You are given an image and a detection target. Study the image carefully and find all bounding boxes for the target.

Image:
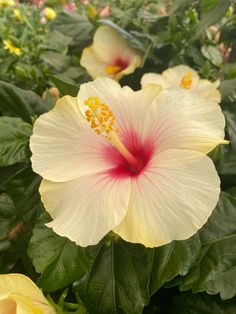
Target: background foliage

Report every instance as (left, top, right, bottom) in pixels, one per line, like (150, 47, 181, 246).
(0, 0, 236, 313)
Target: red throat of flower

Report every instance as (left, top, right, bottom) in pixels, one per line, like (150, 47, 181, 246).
(84, 96, 154, 178)
(105, 133, 154, 178)
(106, 58, 129, 76)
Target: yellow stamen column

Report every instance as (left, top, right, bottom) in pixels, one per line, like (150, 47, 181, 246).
(180, 71, 192, 89)
(84, 96, 141, 170)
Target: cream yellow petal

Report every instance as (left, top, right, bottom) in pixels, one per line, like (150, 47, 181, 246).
(30, 96, 112, 182)
(41, 173, 131, 247)
(0, 274, 55, 314)
(80, 47, 108, 79)
(11, 295, 43, 314)
(205, 88, 221, 103)
(162, 64, 199, 88)
(142, 66, 220, 102)
(141, 73, 168, 89)
(114, 149, 220, 247)
(195, 79, 221, 102)
(145, 88, 226, 154)
(78, 77, 161, 139)
(92, 25, 139, 62)
(0, 298, 16, 314)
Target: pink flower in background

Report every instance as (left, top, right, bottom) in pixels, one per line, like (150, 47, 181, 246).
(32, 0, 45, 7)
(98, 5, 110, 17)
(80, 0, 89, 5)
(64, 2, 76, 12)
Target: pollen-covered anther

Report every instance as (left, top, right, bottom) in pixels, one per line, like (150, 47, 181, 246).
(180, 71, 193, 89)
(106, 65, 121, 75)
(84, 96, 118, 139)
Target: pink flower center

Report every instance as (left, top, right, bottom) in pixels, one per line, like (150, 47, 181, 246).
(104, 132, 154, 178)
(84, 97, 154, 179)
(114, 57, 129, 71)
(106, 58, 129, 76)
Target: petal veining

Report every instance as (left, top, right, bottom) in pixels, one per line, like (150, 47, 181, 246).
(113, 149, 220, 247)
(144, 88, 226, 154)
(30, 96, 112, 182)
(41, 173, 131, 247)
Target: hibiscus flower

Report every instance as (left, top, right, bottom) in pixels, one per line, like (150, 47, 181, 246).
(30, 78, 227, 247)
(80, 26, 142, 80)
(141, 65, 221, 102)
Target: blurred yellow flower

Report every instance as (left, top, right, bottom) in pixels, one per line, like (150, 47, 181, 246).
(0, 0, 15, 7)
(80, 26, 142, 81)
(141, 65, 221, 103)
(3, 40, 22, 56)
(86, 4, 98, 20)
(13, 9, 23, 22)
(44, 7, 57, 21)
(0, 273, 56, 314)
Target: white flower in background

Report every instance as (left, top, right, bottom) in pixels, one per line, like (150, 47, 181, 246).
(30, 78, 228, 248)
(0, 273, 56, 314)
(141, 64, 221, 102)
(80, 26, 143, 81)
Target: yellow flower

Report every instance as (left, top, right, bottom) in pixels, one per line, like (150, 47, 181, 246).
(86, 4, 98, 20)
(30, 78, 228, 248)
(80, 26, 143, 81)
(0, 273, 56, 314)
(3, 40, 22, 56)
(141, 65, 221, 103)
(13, 9, 23, 22)
(44, 7, 57, 21)
(0, 0, 15, 7)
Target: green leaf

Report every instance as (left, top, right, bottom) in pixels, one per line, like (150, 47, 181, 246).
(201, 0, 221, 13)
(180, 192, 236, 299)
(28, 213, 92, 292)
(0, 193, 16, 246)
(150, 235, 201, 295)
(0, 81, 49, 123)
(52, 12, 94, 44)
(201, 45, 223, 67)
(5, 167, 41, 213)
(0, 163, 25, 192)
(42, 30, 72, 53)
(48, 75, 79, 97)
(170, 291, 236, 314)
(0, 168, 42, 272)
(0, 117, 32, 166)
(222, 103, 236, 150)
(218, 149, 236, 189)
(40, 51, 71, 71)
(220, 78, 236, 102)
(0, 193, 19, 272)
(196, 0, 231, 38)
(75, 235, 200, 314)
(199, 192, 236, 243)
(226, 187, 236, 198)
(75, 240, 151, 314)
